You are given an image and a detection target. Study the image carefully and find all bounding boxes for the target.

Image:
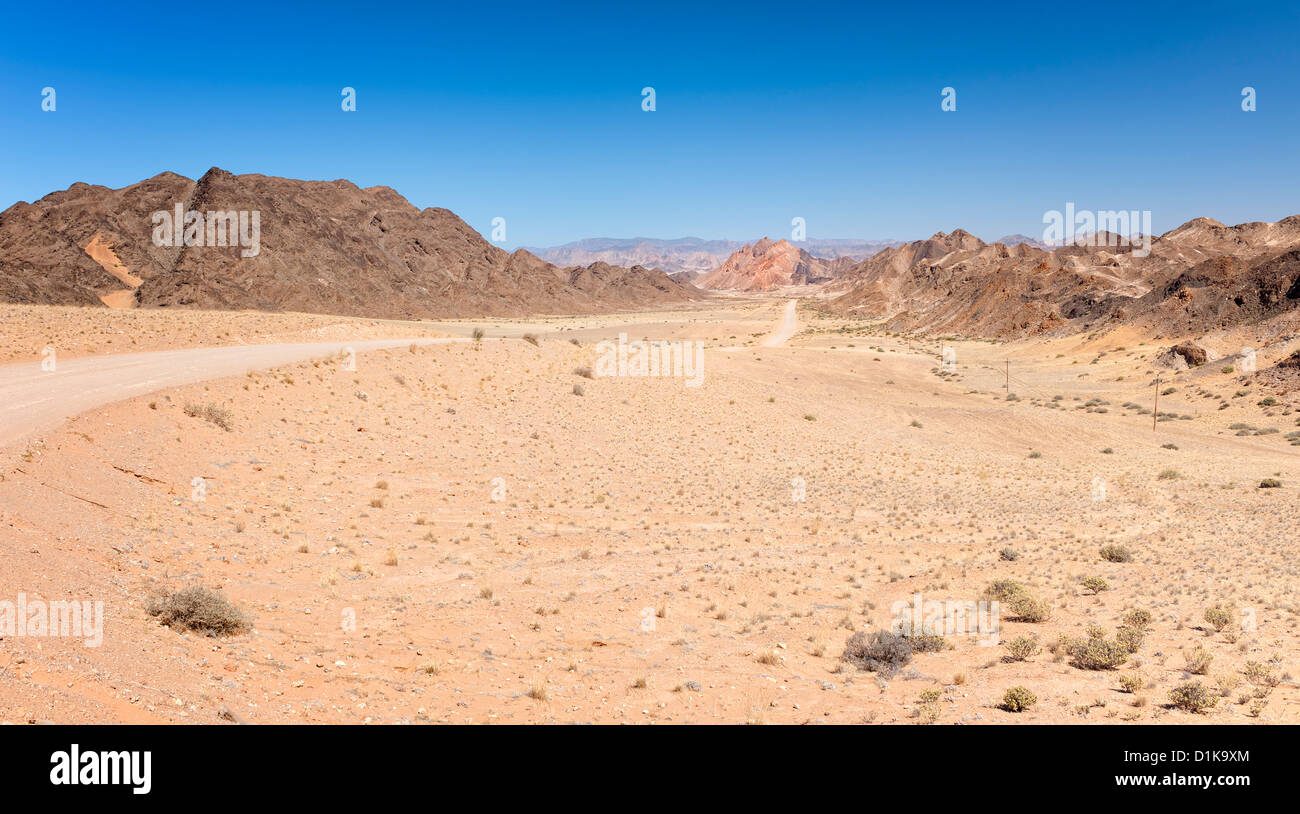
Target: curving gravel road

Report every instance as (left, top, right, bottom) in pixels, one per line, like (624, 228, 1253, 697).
(0, 337, 468, 448)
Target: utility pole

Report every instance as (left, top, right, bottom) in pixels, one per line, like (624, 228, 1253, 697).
(1004, 360, 1010, 396)
(1153, 375, 1159, 430)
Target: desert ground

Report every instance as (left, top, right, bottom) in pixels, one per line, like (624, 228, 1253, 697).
(1, 297, 1297, 724)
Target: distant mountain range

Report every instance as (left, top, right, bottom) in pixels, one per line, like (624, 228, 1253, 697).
(524, 236, 904, 276)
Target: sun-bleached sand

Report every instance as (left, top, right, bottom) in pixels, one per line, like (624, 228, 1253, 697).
(1, 300, 1296, 724)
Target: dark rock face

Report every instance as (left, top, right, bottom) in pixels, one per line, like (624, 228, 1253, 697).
(1170, 343, 1208, 367)
(0, 168, 699, 318)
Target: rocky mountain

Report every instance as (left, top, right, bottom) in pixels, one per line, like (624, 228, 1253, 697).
(699, 238, 856, 292)
(823, 218, 1300, 339)
(0, 169, 699, 318)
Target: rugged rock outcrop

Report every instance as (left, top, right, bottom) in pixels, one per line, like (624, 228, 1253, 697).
(0, 169, 700, 318)
(699, 238, 851, 292)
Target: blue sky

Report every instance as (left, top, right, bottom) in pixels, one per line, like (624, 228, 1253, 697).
(2, 1, 1297, 247)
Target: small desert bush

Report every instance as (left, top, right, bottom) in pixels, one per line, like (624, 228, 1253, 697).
(183, 402, 234, 431)
(522, 333, 539, 346)
(914, 689, 943, 724)
(842, 630, 913, 678)
(900, 628, 948, 653)
(1004, 636, 1040, 662)
(1184, 646, 1213, 675)
(1243, 661, 1279, 687)
(573, 366, 594, 379)
(1169, 681, 1217, 713)
(982, 579, 1028, 603)
(1118, 673, 1145, 694)
(1099, 544, 1133, 563)
(148, 586, 249, 636)
(1009, 594, 1051, 623)
(999, 547, 1019, 561)
(1001, 686, 1037, 712)
(1259, 478, 1281, 488)
(1081, 576, 1110, 594)
(1067, 635, 1130, 670)
(1121, 608, 1153, 630)
(471, 328, 485, 341)
(1115, 626, 1145, 654)
(1203, 606, 1232, 632)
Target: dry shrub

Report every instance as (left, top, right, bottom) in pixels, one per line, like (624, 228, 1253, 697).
(148, 586, 249, 636)
(183, 402, 234, 431)
(843, 630, 913, 678)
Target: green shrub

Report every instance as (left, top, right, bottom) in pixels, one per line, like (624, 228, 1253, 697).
(1115, 625, 1145, 654)
(1068, 635, 1129, 670)
(901, 629, 948, 653)
(1010, 594, 1051, 622)
(915, 689, 943, 723)
(1204, 606, 1232, 632)
(1243, 661, 1279, 687)
(1118, 673, 1145, 693)
(1001, 686, 1037, 712)
(1121, 608, 1153, 630)
(1169, 681, 1217, 713)
(1082, 576, 1110, 594)
(1184, 646, 1213, 675)
(1004, 636, 1040, 662)
(982, 579, 1028, 602)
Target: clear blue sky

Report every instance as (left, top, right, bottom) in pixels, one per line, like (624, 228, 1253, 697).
(2, 1, 1297, 247)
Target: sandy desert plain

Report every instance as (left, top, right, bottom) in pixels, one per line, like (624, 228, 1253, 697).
(1, 294, 1297, 725)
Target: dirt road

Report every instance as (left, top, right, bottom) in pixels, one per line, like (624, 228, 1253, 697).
(0, 337, 464, 448)
(761, 299, 799, 347)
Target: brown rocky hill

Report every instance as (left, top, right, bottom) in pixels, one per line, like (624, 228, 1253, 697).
(0, 168, 699, 318)
(824, 218, 1300, 338)
(700, 238, 852, 291)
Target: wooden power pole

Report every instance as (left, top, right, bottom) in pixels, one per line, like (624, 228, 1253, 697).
(1153, 375, 1159, 430)
(1004, 361, 1010, 396)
